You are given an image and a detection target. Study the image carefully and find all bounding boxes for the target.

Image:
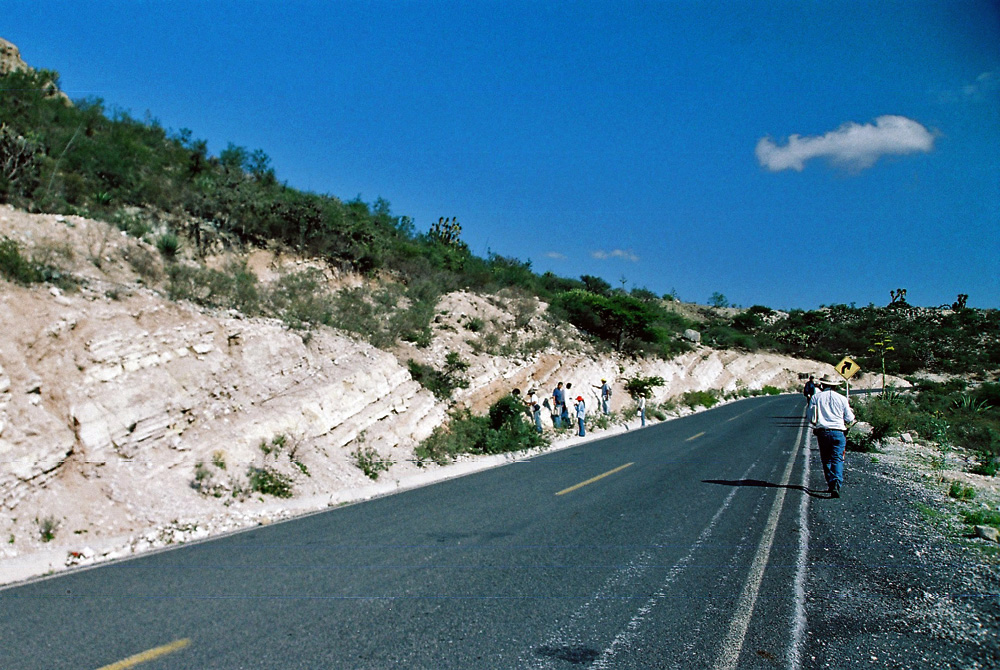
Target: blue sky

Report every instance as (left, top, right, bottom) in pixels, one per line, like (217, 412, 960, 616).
(4, 1, 998, 309)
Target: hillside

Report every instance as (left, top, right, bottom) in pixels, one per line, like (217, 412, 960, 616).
(0, 205, 860, 585)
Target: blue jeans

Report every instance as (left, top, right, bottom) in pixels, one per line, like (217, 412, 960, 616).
(578, 417, 586, 436)
(640, 407, 646, 427)
(533, 410, 542, 433)
(815, 428, 846, 489)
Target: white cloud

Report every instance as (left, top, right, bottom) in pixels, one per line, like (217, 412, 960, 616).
(544, 251, 567, 260)
(755, 115, 935, 172)
(591, 249, 639, 262)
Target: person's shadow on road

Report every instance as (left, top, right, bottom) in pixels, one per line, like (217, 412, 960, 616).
(702, 478, 833, 498)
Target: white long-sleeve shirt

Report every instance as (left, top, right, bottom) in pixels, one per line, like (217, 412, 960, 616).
(809, 388, 855, 430)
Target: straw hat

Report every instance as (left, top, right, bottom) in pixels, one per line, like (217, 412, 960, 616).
(818, 374, 843, 386)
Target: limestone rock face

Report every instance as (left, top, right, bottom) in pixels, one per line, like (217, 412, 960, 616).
(0, 37, 71, 104)
(0, 37, 30, 75)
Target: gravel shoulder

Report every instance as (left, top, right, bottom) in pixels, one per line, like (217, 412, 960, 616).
(803, 437, 1000, 669)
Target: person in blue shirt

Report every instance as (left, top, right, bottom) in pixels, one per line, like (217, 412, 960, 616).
(593, 378, 612, 414)
(574, 396, 586, 436)
(551, 382, 566, 428)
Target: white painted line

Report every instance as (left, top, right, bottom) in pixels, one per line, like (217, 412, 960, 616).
(713, 418, 806, 670)
(788, 408, 811, 669)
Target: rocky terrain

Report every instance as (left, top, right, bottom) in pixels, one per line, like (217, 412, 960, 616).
(0, 206, 903, 585)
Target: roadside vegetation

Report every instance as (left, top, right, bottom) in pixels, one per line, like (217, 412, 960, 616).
(851, 380, 1000, 545)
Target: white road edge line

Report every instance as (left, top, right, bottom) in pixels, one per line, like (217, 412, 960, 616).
(788, 408, 811, 669)
(713, 415, 807, 670)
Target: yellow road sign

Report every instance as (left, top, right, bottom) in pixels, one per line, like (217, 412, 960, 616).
(836, 356, 860, 380)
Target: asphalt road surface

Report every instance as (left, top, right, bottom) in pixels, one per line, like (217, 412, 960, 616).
(2, 394, 996, 669)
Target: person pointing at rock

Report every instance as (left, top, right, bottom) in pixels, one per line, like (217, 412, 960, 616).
(593, 378, 612, 414)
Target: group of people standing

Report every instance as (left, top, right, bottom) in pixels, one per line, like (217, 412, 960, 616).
(521, 378, 614, 438)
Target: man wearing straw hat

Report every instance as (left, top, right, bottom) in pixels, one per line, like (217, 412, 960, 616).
(808, 374, 856, 498)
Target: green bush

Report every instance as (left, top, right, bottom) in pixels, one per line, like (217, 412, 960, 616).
(948, 481, 976, 500)
(166, 262, 260, 315)
(680, 390, 719, 410)
(351, 445, 394, 480)
(971, 455, 1000, 477)
(854, 396, 911, 442)
(962, 509, 1000, 529)
(247, 466, 293, 498)
(36, 515, 59, 542)
(0, 237, 43, 284)
(408, 352, 469, 400)
(266, 268, 332, 330)
(847, 430, 880, 453)
(155, 232, 180, 259)
(624, 375, 665, 400)
(415, 396, 547, 465)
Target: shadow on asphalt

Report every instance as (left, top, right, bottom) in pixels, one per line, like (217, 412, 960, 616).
(770, 415, 810, 428)
(702, 478, 832, 499)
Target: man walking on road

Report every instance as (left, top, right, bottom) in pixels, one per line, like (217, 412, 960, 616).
(808, 374, 855, 498)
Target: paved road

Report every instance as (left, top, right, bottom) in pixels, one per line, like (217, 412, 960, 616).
(1, 395, 825, 668)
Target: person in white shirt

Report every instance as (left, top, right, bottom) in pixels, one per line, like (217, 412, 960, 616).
(808, 375, 856, 498)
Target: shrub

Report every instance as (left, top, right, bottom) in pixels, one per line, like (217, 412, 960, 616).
(648, 405, 668, 421)
(167, 262, 260, 315)
(259, 434, 286, 456)
(589, 412, 615, 431)
(266, 268, 332, 330)
(415, 396, 547, 465)
(351, 445, 393, 480)
(247, 466, 293, 498)
(408, 352, 469, 400)
(0, 236, 43, 284)
(962, 509, 1000, 529)
(847, 430, 880, 453)
(156, 232, 181, 259)
(948, 481, 976, 500)
(36, 515, 59, 542)
(680, 390, 719, 410)
(971, 455, 999, 477)
(854, 396, 910, 443)
(624, 375, 665, 400)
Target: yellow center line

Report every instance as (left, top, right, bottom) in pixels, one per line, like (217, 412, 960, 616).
(96, 638, 191, 670)
(556, 463, 634, 496)
(686, 431, 705, 441)
(727, 410, 751, 422)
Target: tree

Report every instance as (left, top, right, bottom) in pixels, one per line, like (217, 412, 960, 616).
(624, 375, 665, 400)
(581, 274, 612, 296)
(710, 292, 729, 308)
